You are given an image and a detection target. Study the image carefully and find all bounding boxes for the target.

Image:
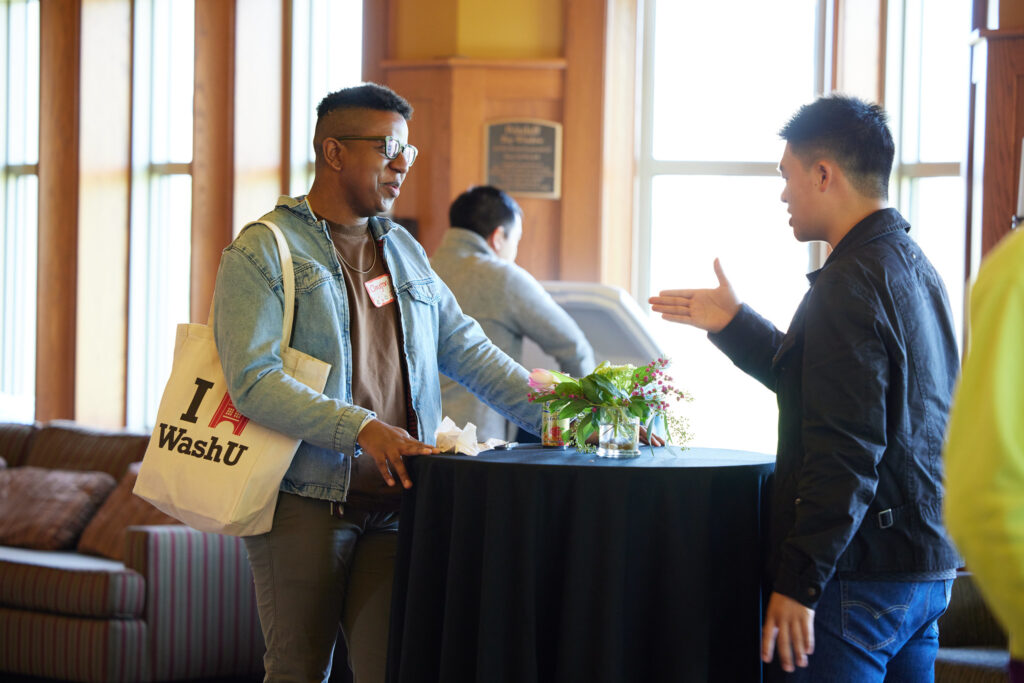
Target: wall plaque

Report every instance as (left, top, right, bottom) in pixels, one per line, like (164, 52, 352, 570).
(484, 119, 562, 199)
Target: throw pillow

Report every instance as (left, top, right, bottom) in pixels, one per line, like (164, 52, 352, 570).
(0, 467, 116, 550)
(77, 462, 179, 562)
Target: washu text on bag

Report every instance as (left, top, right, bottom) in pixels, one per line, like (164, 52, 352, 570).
(134, 221, 330, 536)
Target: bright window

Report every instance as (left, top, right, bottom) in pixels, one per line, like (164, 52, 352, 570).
(289, 0, 363, 196)
(126, 0, 194, 430)
(886, 0, 972, 348)
(0, 0, 39, 423)
(639, 0, 827, 453)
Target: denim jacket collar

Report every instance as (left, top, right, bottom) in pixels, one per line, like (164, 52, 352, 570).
(274, 194, 398, 240)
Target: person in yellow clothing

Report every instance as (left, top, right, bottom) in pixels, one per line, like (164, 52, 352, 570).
(945, 226, 1024, 682)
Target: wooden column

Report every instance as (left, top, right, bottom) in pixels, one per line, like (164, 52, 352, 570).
(37, 0, 81, 421)
(967, 29, 1024, 270)
(192, 0, 236, 321)
(561, 0, 606, 283)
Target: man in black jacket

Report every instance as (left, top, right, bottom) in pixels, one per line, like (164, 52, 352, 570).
(650, 95, 960, 681)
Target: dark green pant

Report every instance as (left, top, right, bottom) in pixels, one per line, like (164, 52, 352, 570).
(244, 492, 399, 683)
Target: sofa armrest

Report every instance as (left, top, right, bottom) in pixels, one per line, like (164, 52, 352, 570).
(124, 525, 264, 681)
(938, 571, 1009, 649)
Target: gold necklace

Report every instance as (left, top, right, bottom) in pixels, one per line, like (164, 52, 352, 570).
(334, 239, 377, 275)
(306, 198, 377, 274)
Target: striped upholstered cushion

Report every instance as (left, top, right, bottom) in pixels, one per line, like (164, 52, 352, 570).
(0, 607, 145, 682)
(0, 546, 144, 618)
(23, 420, 149, 480)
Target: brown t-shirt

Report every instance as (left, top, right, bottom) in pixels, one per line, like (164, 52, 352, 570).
(329, 220, 410, 509)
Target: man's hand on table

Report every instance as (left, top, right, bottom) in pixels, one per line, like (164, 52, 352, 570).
(356, 419, 440, 489)
(641, 426, 664, 447)
(762, 591, 815, 673)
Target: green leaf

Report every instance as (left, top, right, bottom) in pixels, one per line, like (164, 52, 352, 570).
(577, 416, 597, 443)
(548, 398, 570, 413)
(590, 374, 623, 400)
(553, 381, 579, 397)
(580, 376, 605, 404)
(558, 403, 583, 420)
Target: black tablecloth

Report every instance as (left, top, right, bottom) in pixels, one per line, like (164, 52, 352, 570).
(386, 445, 775, 683)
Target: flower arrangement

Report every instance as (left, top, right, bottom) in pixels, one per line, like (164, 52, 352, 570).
(527, 358, 692, 452)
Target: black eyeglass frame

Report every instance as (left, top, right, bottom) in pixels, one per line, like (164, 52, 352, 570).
(331, 135, 418, 165)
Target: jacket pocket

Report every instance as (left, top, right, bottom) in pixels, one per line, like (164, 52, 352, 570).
(292, 260, 335, 294)
(400, 278, 441, 305)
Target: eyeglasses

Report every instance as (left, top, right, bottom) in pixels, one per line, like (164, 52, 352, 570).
(332, 135, 418, 167)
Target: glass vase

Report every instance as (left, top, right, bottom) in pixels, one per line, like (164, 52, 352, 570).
(596, 409, 641, 459)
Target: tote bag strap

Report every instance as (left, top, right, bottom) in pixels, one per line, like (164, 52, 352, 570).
(207, 219, 297, 349)
(259, 220, 297, 348)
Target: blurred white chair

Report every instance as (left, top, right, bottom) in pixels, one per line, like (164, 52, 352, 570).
(521, 281, 666, 373)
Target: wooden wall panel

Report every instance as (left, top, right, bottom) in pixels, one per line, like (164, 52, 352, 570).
(383, 59, 566, 280)
(383, 65, 453, 252)
(37, 0, 81, 421)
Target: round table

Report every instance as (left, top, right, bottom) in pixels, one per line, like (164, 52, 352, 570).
(387, 445, 775, 683)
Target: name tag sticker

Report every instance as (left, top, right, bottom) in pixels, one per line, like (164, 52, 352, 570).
(365, 274, 396, 308)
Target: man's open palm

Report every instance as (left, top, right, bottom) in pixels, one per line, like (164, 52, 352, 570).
(648, 258, 741, 334)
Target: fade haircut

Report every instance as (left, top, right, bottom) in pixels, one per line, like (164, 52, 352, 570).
(313, 84, 413, 163)
(449, 186, 523, 239)
(779, 95, 895, 200)
(316, 83, 413, 121)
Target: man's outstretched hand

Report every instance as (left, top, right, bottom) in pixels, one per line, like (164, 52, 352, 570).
(648, 258, 741, 334)
(356, 419, 440, 489)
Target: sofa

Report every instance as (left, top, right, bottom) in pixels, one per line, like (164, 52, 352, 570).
(0, 420, 265, 682)
(936, 570, 1011, 682)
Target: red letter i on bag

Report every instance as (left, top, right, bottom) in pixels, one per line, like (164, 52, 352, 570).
(181, 378, 215, 423)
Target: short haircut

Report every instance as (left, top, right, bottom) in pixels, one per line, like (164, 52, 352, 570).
(779, 95, 895, 199)
(316, 83, 413, 121)
(448, 186, 523, 239)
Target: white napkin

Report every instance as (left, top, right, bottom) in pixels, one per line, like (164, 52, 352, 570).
(435, 416, 508, 455)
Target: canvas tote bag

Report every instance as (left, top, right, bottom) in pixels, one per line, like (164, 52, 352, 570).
(134, 221, 331, 536)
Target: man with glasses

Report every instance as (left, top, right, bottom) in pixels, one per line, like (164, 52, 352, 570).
(213, 83, 541, 683)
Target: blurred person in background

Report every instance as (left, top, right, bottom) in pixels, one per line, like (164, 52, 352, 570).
(432, 185, 595, 441)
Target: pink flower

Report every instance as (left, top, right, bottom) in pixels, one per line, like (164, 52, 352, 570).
(528, 368, 557, 392)
(527, 368, 574, 392)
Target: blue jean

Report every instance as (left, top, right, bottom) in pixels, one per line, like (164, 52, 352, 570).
(775, 577, 954, 683)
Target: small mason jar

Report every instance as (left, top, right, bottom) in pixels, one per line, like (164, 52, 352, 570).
(541, 405, 571, 448)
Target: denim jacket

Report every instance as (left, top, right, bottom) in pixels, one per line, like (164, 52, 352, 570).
(709, 208, 961, 608)
(213, 196, 541, 501)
